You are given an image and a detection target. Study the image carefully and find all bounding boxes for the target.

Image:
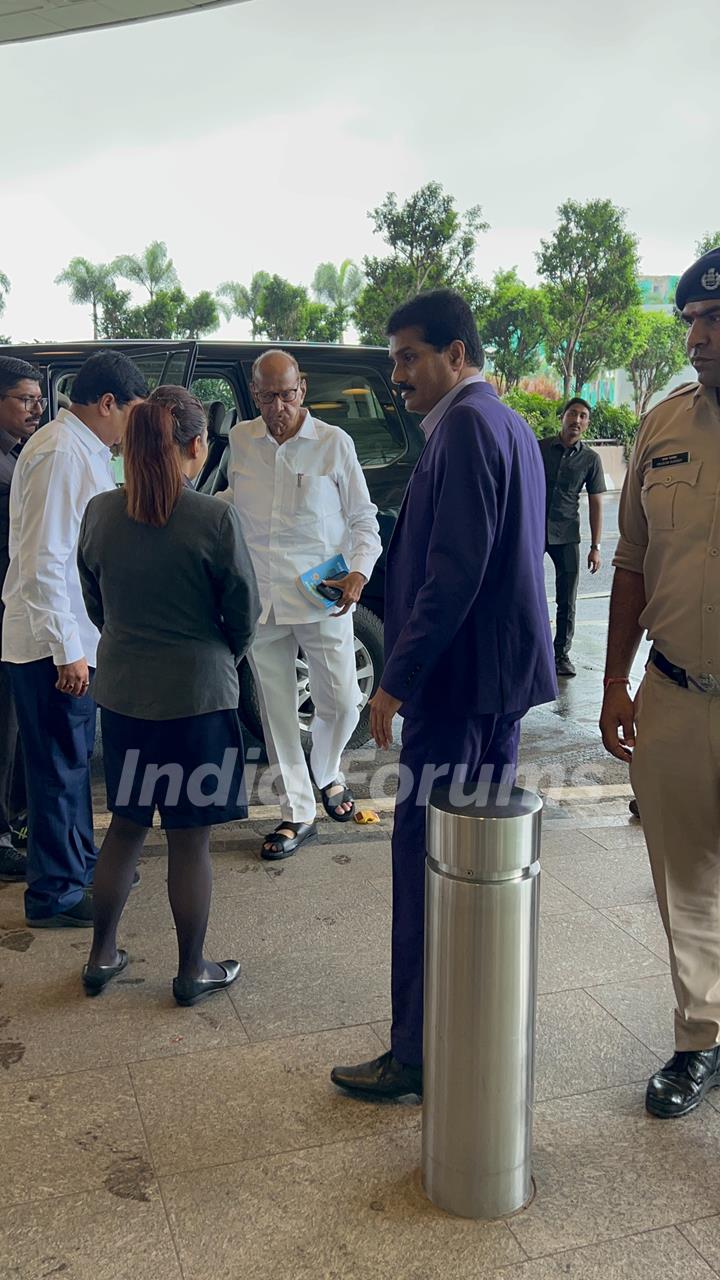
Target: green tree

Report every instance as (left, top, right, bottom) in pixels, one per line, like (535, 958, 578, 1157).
(0, 270, 9, 318)
(113, 240, 178, 301)
(98, 285, 218, 341)
(695, 231, 720, 257)
(216, 272, 271, 338)
(55, 257, 118, 338)
(537, 198, 640, 400)
(571, 310, 635, 396)
(625, 310, 688, 416)
(476, 269, 547, 393)
(354, 182, 488, 343)
(312, 259, 363, 340)
(255, 275, 309, 341)
(176, 290, 220, 339)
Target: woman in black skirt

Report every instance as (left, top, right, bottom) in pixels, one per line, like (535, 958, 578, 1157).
(77, 386, 260, 1004)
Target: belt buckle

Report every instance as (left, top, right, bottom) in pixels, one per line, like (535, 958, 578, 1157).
(692, 672, 720, 694)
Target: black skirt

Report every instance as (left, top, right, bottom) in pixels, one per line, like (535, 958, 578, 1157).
(102, 707, 248, 829)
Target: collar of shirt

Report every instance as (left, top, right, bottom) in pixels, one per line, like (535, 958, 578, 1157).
(552, 433, 582, 455)
(58, 407, 113, 460)
(0, 428, 20, 456)
(420, 374, 486, 440)
(251, 408, 319, 446)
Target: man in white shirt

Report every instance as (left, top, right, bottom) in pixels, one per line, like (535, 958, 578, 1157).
(2, 351, 147, 926)
(227, 349, 381, 859)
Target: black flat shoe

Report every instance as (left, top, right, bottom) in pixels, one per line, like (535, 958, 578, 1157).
(319, 781, 355, 823)
(82, 949, 129, 996)
(260, 822, 317, 861)
(331, 1050, 422, 1100)
(646, 1048, 720, 1118)
(173, 959, 241, 1007)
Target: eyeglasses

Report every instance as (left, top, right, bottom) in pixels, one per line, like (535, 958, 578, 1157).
(253, 384, 302, 406)
(0, 394, 47, 412)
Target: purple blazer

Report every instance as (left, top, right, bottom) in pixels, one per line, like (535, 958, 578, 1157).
(381, 381, 557, 719)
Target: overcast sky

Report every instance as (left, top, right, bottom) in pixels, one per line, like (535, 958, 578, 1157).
(0, 0, 716, 342)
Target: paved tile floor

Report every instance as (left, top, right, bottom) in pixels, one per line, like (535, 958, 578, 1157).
(2, 580, 719, 1279)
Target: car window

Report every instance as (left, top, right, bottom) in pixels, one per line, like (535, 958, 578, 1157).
(295, 365, 406, 469)
(55, 351, 170, 401)
(191, 375, 238, 414)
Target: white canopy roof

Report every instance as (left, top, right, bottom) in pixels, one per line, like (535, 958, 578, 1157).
(0, 0, 249, 43)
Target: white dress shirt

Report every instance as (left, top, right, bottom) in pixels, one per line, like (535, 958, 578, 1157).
(2, 409, 115, 666)
(420, 373, 486, 439)
(227, 412, 381, 624)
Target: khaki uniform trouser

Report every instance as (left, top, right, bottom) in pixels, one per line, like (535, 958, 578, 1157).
(632, 663, 720, 1050)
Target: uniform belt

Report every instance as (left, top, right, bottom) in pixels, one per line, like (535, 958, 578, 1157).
(650, 647, 720, 694)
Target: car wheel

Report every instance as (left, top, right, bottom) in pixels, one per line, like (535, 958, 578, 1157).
(238, 604, 384, 751)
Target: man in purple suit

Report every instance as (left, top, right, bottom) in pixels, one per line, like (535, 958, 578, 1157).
(332, 289, 556, 1100)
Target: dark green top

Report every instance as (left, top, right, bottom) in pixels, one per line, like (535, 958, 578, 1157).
(539, 436, 606, 546)
(78, 486, 260, 720)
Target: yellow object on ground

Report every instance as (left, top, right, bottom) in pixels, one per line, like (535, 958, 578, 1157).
(354, 809, 380, 824)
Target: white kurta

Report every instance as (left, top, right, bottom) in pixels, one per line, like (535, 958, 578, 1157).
(227, 411, 382, 823)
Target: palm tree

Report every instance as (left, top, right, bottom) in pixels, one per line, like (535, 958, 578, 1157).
(113, 240, 178, 301)
(312, 259, 363, 340)
(216, 272, 271, 339)
(0, 270, 10, 318)
(55, 258, 117, 338)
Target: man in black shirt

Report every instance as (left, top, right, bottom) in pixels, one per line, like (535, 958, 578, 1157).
(0, 356, 43, 881)
(540, 398, 606, 677)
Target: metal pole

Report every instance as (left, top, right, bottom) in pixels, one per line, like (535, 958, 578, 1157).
(422, 783, 542, 1220)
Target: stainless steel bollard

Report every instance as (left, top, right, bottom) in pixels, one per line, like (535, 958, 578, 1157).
(422, 783, 542, 1220)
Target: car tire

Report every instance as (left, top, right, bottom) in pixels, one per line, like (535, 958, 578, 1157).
(238, 604, 384, 752)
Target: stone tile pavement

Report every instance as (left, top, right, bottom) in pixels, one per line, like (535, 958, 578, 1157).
(2, 604, 718, 1278)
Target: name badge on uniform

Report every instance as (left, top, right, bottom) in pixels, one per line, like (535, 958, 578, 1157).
(651, 452, 690, 469)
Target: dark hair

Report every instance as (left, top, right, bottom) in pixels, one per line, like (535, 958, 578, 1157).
(71, 350, 148, 407)
(560, 397, 591, 418)
(0, 355, 41, 397)
(124, 385, 206, 528)
(386, 289, 484, 369)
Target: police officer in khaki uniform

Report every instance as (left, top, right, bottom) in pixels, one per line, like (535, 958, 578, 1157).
(600, 245, 720, 1118)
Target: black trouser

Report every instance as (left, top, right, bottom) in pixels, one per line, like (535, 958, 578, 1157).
(0, 658, 26, 838)
(546, 542, 580, 659)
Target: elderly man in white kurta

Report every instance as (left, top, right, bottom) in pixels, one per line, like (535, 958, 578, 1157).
(227, 350, 381, 860)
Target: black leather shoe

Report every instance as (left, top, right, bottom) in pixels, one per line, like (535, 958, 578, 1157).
(27, 890, 93, 929)
(173, 959, 241, 1006)
(555, 655, 576, 677)
(629, 797, 641, 820)
(0, 843, 26, 882)
(82, 949, 129, 996)
(260, 822, 317, 860)
(331, 1050, 422, 1099)
(646, 1048, 720, 1117)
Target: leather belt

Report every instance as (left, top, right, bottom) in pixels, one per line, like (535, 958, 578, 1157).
(650, 646, 720, 694)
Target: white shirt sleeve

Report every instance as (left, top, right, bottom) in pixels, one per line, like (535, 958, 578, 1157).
(16, 448, 88, 666)
(335, 437, 382, 581)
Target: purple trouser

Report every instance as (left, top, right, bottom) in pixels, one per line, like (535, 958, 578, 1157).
(390, 710, 522, 1068)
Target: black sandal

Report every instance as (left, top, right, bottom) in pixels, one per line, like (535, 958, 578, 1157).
(319, 781, 355, 823)
(260, 822, 318, 861)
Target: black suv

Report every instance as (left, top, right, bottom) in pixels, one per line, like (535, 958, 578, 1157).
(4, 340, 425, 747)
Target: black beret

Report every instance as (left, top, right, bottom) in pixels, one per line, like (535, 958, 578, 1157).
(676, 247, 720, 310)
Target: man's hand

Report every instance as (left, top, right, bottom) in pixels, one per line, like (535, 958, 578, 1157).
(326, 571, 366, 617)
(370, 686, 402, 750)
(56, 659, 90, 698)
(599, 683, 636, 762)
(588, 548, 601, 574)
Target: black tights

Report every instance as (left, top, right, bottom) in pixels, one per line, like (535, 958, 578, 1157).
(88, 815, 220, 982)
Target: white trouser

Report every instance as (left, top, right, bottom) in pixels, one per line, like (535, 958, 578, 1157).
(248, 613, 361, 824)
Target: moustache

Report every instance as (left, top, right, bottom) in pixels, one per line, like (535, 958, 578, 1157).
(396, 384, 415, 393)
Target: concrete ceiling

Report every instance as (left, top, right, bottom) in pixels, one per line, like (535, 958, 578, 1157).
(0, 0, 250, 44)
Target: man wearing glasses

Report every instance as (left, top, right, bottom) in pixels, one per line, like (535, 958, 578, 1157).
(226, 349, 381, 859)
(0, 357, 44, 882)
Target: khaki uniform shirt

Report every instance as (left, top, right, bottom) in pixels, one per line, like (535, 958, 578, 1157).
(613, 381, 720, 680)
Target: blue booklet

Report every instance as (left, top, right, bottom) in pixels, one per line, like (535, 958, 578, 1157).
(295, 553, 349, 610)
